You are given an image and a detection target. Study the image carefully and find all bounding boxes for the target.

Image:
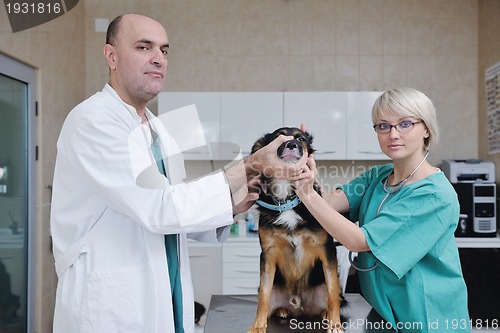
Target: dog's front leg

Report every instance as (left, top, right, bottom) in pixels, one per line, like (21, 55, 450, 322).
(323, 260, 343, 333)
(248, 253, 276, 333)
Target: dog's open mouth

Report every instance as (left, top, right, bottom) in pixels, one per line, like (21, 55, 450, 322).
(278, 140, 304, 163)
(280, 151, 302, 163)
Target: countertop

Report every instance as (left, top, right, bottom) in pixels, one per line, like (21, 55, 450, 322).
(203, 294, 395, 333)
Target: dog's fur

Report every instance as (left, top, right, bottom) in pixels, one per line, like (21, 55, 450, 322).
(248, 127, 344, 333)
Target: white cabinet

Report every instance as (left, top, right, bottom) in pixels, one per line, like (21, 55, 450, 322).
(222, 237, 260, 295)
(188, 242, 222, 309)
(220, 237, 355, 295)
(158, 92, 221, 160)
(220, 92, 283, 158)
(189, 238, 260, 299)
(284, 91, 388, 160)
(347, 92, 388, 160)
(158, 91, 389, 161)
(284, 92, 348, 160)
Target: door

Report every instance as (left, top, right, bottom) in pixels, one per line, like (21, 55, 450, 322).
(0, 54, 36, 333)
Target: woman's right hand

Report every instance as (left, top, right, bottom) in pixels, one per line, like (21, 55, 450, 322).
(292, 154, 318, 198)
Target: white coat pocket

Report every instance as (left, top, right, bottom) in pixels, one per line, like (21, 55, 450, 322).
(84, 262, 153, 333)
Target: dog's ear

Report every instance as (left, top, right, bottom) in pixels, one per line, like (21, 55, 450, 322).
(260, 181, 269, 195)
(304, 130, 313, 144)
(260, 176, 271, 195)
(250, 140, 263, 154)
(251, 132, 276, 154)
(303, 131, 316, 155)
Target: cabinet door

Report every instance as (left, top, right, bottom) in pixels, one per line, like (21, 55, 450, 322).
(158, 92, 221, 160)
(284, 92, 347, 160)
(222, 278, 260, 295)
(222, 240, 261, 295)
(188, 243, 222, 310)
(347, 92, 389, 160)
(220, 92, 283, 159)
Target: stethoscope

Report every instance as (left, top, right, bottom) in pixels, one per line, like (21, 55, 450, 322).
(348, 150, 430, 272)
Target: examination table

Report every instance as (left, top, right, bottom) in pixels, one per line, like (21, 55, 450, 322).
(203, 293, 395, 333)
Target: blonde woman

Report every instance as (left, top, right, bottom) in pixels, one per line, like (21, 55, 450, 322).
(293, 88, 470, 333)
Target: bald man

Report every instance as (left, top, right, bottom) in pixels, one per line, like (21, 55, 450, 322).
(50, 14, 303, 333)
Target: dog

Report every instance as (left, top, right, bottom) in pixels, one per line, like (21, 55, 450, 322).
(248, 127, 344, 333)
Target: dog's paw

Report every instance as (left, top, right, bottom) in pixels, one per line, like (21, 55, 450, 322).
(274, 307, 290, 319)
(247, 325, 267, 333)
(326, 322, 344, 333)
(327, 325, 344, 333)
(327, 328, 344, 333)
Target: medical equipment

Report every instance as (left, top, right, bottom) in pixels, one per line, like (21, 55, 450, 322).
(442, 159, 496, 237)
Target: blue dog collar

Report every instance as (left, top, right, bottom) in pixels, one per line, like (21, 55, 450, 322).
(256, 196, 301, 212)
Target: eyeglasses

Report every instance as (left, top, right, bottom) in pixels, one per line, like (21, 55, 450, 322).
(373, 120, 421, 134)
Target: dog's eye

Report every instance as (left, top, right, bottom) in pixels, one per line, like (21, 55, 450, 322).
(296, 137, 305, 142)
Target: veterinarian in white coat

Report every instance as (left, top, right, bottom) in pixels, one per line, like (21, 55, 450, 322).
(51, 83, 232, 333)
(50, 14, 302, 333)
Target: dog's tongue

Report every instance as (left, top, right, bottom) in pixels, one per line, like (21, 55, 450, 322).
(281, 154, 300, 163)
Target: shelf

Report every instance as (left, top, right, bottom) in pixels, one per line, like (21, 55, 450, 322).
(226, 233, 259, 243)
(455, 235, 500, 248)
(226, 234, 500, 247)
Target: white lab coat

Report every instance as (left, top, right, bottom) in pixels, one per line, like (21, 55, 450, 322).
(50, 84, 233, 333)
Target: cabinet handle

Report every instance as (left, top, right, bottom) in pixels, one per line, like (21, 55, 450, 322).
(190, 254, 210, 258)
(234, 269, 259, 273)
(229, 150, 250, 154)
(315, 151, 336, 154)
(234, 254, 259, 258)
(357, 151, 384, 155)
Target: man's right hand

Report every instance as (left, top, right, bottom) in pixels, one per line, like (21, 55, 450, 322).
(244, 135, 308, 180)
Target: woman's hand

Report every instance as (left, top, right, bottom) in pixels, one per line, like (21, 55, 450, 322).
(292, 154, 318, 198)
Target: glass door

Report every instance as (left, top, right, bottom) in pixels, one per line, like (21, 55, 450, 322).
(0, 55, 36, 333)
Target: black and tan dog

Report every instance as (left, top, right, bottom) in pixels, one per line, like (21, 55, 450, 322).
(248, 127, 344, 333)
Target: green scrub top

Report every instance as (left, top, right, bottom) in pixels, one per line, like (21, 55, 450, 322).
(151, 133, 184, 333)
(341, 164, 470, 333)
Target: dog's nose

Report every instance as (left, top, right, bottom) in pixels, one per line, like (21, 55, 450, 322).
(285, 141, 298, 149)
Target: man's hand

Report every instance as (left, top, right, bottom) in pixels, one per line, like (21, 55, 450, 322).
(224, 159, 262, 215)
(244, 135, 308, 180)
(232, 177, 260, 215)
(225, 128, 310, 215)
